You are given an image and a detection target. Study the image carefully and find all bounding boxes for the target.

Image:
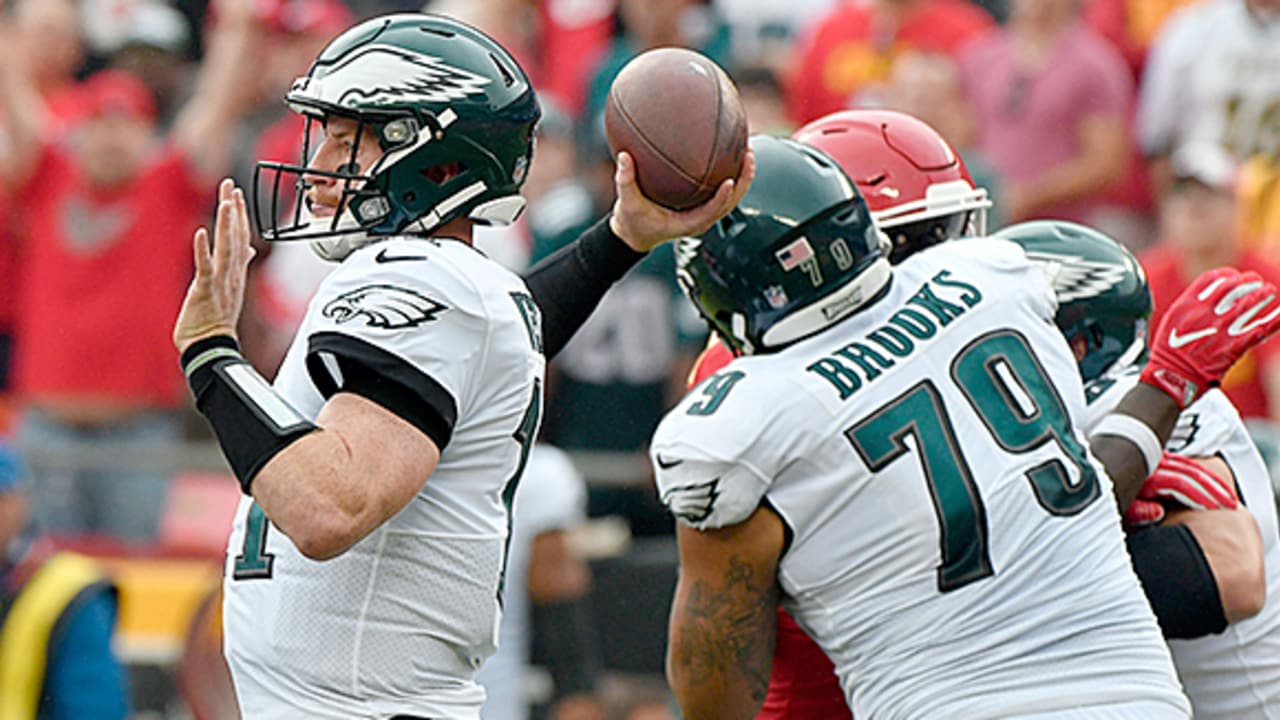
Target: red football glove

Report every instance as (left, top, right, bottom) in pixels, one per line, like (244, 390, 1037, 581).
(1140, 267, 1280, 408)
(1123, 452, 1239, 528)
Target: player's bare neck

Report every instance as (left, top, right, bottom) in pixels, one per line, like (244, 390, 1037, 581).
(432, 217, 475, 245)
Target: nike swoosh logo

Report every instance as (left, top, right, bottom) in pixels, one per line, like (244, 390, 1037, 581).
(375, 248, 430, 264)
(1168, 327, 1217, 348)
(655, 455, 684, 470)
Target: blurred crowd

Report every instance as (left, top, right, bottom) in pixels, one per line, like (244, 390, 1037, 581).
(0, 0, 1279, 717)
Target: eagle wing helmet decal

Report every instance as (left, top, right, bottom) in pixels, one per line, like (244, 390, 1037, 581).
(661, 478, 721, 524)
(1024, 250, 1130, 304)
(295, 44, 493, 108)
(323, 284, 448, 328)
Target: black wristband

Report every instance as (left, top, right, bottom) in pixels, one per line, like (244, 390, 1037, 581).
(182, 335, 243, 396)
(1126, 523, 1228, 639)
(522, 214, 645, 360)
(181, 335, 317, 494)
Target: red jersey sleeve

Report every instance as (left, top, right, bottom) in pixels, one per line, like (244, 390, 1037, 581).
(757, 609, 850, 720)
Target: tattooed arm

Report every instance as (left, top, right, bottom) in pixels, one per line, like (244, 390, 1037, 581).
(667, 505, 787, 720)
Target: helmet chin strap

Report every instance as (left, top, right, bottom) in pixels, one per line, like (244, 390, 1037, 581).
(470, 195, 526, 226)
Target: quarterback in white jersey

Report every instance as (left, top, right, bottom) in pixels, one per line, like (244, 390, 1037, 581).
(653, 135, 1192, 720)
(171, 13, 753, 719)
(221, 236, 544, 718)
(995, 219, 1279, 719)
(1137, 0, 1280, 160)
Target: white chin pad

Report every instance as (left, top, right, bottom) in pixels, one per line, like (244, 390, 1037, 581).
(303, 210, 371, 262)
(470, 195, 526, 226)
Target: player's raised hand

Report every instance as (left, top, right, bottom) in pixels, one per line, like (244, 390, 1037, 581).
(608, 149, 755, 253)
(173, 178, 256, 353)
(1123, 452, 1239, 529)
(1140, 267, 1280, 408)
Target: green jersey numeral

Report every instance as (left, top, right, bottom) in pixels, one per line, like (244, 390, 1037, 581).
(848, 381, 992, 591)
(687, 371, 745, 416)
(952, 330, 1100, 516)
(846, 330, 1100, 593)
(233, 502, 275, 581)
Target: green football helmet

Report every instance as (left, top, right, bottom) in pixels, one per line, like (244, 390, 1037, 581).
(992, 220, 1152, 382)
(677, 135, 890, 355)
(253, 13, 540, 261)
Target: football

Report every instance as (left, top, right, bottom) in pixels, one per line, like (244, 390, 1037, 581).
(604, 47, 748, 210)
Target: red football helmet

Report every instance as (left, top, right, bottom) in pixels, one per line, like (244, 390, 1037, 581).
(793, 109, 990, 264)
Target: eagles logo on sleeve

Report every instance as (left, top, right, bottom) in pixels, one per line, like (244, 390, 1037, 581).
(661, 478, 722, 524)
(322, 284, 448, 328)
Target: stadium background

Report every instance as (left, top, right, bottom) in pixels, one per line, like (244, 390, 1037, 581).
(0, 0, 1278, 717)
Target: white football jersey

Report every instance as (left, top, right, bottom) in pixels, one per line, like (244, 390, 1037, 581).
(652, 239, 1189, 719)
(1137, 0, 1280, 158)
(1084, 368, 1280, 719)
(222, 237, 545, 719)
(476, 444, 587, 720)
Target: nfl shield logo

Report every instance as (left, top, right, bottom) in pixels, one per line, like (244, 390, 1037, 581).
(764, 285, 788, 309)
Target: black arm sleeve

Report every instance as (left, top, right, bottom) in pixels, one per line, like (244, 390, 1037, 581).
(1126, 524, 1228, 639)
(521, 215, 646, 360)
(531, 595, 602, 698)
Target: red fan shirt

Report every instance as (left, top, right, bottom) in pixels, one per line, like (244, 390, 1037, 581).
(785, 0, 992, 125)
(12, 144, 206, 407)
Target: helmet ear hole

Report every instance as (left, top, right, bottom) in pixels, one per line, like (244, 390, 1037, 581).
(422, 161, 467, 185)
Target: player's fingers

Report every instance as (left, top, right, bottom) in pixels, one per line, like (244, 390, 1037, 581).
(677, 154, 756, 232)
(702, 149, 756, 214)
(232, 187, 253, 265)
(1151, 485, 1211, 512)
(614, 151, 636, 192)
(1191, 267, 1238, 303)
(670, 181, 736, 238)
(211, 197, 236, 278)
(1213, 272, 1265, 316)
(1123, 498, 1165, 528)
(1160, 454, 1237, 503)
(218, 176, 235, 205)
(733, 148, 756, 202)
(1227, 284, 1280, 341)
(1148, 462, 1236, 510)
(192, 227, 212, 280)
